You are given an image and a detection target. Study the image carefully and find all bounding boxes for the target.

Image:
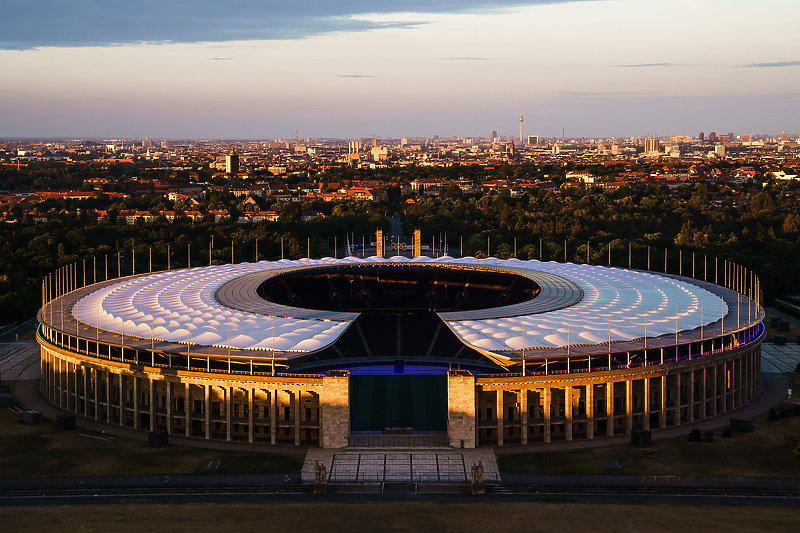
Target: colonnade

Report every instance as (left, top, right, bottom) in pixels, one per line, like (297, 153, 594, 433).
(475, 344, 761, 446)
(40, 341, 327, 446)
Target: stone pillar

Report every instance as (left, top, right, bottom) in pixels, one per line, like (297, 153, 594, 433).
(447, 372, 476, 448)
(185, 383, 192, 437)
(93, 369, 100, 421)
(659, 375, 667, 428)
(496, 389, 504, 446)
(700, 368, 707, 419)
(673, 373, 681, 426)
(166, 381, 174, 435)
(105, 371, 112, 423)
(543, 387, 551, 443)
(118, 373, 126, 427)
(642, 377, 650, 430)
(270, 389, 278, 445)
(294, 389, 302, 446)
(150, 379, 156, 431)
(710, 365, 718, 416)
(321, 372, 350, 448)
(82, 367, 89, 417)
(606, 382, 614, 436)
(565, 385, 573, 441)
(133, 375, 140, 429)
(248, 387, 255, 443)
(586, 384, 594, 439)
(520, 389, 528, 445)
(226, 386, 233, 441)
(204, 384, 212, 439)
(736, 356, 743, 407)
(720, 361, 728, 413)
(687, 371, 695, 423)
(625, 380, 632, 434)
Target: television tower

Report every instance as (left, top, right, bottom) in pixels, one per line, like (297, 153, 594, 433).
(519, 113, 524, 143)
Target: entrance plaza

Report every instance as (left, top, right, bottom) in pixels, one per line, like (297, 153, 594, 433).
(302, 448, 499, 484)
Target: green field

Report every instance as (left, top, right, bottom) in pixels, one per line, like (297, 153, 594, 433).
(0, 409, 303, 478)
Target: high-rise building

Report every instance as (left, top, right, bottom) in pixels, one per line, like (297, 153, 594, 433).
(225, 148, 239, 175)
(715, 144, 726, 157)
(707, 132, 717, 143)
(781, 131, 791, 142)
(489, 130, 497, 142)
(644, 137, 659, 156)
(348, 141, 361, 154)
(527, 135, 539, 145)
(698, 132, 704, 142)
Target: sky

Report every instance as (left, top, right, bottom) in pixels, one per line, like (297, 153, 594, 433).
(2, 0, 799, 140)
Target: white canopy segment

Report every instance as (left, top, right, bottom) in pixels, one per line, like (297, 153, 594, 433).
(443, 258, 726, 352)
(72, 256, 727, 356)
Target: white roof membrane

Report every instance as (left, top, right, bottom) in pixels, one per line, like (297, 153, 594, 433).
(71, 256, 727, 357)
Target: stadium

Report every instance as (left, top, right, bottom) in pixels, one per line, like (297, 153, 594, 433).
(37, 252, 764, 448)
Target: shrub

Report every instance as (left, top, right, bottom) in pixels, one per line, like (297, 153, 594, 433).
(688, 428, 702, 442)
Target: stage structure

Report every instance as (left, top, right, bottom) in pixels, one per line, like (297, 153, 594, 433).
(38, 249, 764, 448)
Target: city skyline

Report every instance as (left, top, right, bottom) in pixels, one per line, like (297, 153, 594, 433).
(2, 0, 799, 139)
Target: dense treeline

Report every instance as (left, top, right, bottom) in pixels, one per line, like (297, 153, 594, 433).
(1, 165, 800, 326)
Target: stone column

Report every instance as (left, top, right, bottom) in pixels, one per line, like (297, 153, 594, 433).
(82, 367, 89, 417)
(720, 361, 728, 413)
(205, 384, 212, 439)
(710, 365, 718, 416)
(625, 380, 632, 434)
(606, 382, 614, 436)
(736, 356, 743, 407)
(659, 375, 667, 428)
(447, 372, 476, 448)
(543, 387, 551, 443)
(149, 379, 156, 431)
(672, 373, 681, 426)
(226, 386, 233, 441)
(520, 389, 528, 445)
(294, 389, 302, 446)
(321, 373, 350, 448)
(105, 371, 112, 423)
(270, 389, 278, 445)
(586, 384, 594, 439)
(133, 375, 140, 429)
(496, 390, 504, 446)
(248, 387, 255, 444)
(687, 371, 695, 423)
(642, 377, 651, 430)
(93, 369, 100, 421)
(700, 368, 707, 419)
(565, 385, 573, 441)
(166, 381, 174, 435)
(185, 383, 192, 437)
(118, 373, 126, 427)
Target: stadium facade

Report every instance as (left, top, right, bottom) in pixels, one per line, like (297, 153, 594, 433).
(37, 255, 764, 448)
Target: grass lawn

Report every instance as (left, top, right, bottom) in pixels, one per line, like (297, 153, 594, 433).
(0, 409, 304, 478)
(2, 502, 800, 533)
(497, 411, 800, 477)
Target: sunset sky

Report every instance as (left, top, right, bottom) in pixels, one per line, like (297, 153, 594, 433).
(2, 0, 799, 139)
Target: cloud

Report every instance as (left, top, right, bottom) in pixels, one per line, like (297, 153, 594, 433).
(742, 60, 800, 68)
(0, 1, 598, 50)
